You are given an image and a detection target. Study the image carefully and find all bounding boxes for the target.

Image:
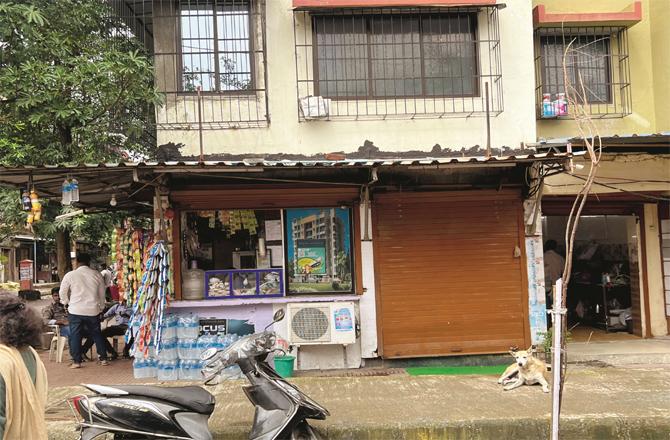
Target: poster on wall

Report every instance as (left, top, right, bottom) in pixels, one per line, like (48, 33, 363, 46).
(285, 208, 353, 293)
(296, 239, 327, 275)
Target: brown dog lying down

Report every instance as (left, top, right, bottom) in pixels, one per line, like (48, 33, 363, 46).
(498, 346, 550, 393)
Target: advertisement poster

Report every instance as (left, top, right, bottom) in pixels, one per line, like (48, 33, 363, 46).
(296, 239, 327, 275)
(334, 308, 353, 332)
(285, 208, 353, 293)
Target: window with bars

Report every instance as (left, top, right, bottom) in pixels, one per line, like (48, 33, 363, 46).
(534, 26, 631, 118)
(540, 34, 610, 103)
(180, 0, 253, 92)
(313, 13, 478, 99)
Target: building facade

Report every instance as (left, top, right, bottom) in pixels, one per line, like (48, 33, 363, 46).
(98, 0, 668, 367)
(532, 0, 669, 337)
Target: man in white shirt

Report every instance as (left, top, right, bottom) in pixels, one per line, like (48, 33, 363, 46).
(60, 253, 109, 368)
(544, 239, 566, 309)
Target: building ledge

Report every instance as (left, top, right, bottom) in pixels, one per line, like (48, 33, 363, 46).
(533, 2, 642, 28)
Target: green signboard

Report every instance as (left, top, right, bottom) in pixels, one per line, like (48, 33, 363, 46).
(296, 239, 327, 275)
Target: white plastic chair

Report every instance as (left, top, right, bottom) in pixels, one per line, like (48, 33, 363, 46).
(48, 324, 68, 363)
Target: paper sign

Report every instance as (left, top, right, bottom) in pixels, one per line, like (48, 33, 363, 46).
(265, 220, 282, 242)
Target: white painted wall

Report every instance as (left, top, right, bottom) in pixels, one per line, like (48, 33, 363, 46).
(358, 203, 379, 359)
(154, 0, 537, 155)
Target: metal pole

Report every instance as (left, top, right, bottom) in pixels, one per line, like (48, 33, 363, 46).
(197, 86, 204, 163)
(33, 238, 37, 284)
(485, 82, 491, 158)
(551, 278, 564, 440)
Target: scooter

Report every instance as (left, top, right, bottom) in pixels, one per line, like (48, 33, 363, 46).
(68, 309, 329, 440)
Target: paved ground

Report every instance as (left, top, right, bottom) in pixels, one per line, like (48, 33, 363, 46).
(46, 363, 670, 440)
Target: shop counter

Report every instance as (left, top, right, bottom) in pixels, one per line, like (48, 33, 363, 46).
(170, 294, 360, 308)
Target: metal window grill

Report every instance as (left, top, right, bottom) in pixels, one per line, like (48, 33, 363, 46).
(293, 6, 503, 121)
(534, 26, 631, 119)
(109, 0, 269, 131)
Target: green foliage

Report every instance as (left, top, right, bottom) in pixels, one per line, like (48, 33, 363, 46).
(538, 327, 572, 355)
(0, 0, 159, 246)
(0, 0, 163, 165)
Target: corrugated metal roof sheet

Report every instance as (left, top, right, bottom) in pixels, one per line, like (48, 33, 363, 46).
(0, 151, 572, 173)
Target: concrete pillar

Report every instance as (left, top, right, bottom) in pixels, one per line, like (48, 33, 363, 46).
(643, 204, 668, 337)
(359, 203, 379, 359)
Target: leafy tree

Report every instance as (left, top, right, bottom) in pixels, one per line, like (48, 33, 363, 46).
(0, 0, 161, 276)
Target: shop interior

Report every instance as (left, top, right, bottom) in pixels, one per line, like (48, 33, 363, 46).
(181, 209, 285, 300)
(542, 215, 640, 341)
(180, 208, 354, 299)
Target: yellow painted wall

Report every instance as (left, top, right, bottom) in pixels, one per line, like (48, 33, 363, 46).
(650, 0, 670, 130)
(154, 0, 537, 156)
(533, 0, 669, 139)
(543, 154, 670, 196)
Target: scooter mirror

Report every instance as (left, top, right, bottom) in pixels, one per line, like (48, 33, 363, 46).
(200, 347, 218, 361)
(272, 309, 285, 323)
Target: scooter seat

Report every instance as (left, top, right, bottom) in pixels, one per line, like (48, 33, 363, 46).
(113, 385, 215, 414)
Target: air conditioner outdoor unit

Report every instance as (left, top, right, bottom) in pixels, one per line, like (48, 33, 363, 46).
(286, 302, 356, 346)
(299, 95, 330, 119)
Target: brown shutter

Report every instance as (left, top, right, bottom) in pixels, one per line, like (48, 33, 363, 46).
(373, 190, 530, 358)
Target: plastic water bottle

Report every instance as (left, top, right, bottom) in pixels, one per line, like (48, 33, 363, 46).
(177, 314, 200, 339)
(70, 178, 79, 203)
(192, 360, 204, 380)
(146, 358, 157, 378)
(161, 315, 178, 340)
(179, 360, 192, 380)
(157, 339, 178, 361)
(132, 358, 144, 379)
(61, 179, 71, 205)
(178, 338, 198, 360)
(158, 360, 179, 381)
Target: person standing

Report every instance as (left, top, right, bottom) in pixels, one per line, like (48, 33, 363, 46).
(0, 292, 48, 440)
(100, 265, 113, 302)
(543, 239, 566, 310)
(60, 253, 109, 368)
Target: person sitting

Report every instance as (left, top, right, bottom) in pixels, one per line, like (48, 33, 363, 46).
(82, 302, 132, 360)
(42, 287, 70, 338)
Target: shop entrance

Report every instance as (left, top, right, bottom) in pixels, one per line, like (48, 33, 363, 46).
(542, 215, 642, 340)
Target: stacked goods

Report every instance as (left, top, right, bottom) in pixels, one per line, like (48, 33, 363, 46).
(114, 226, 147, 305)
(128, 240, 171, 358)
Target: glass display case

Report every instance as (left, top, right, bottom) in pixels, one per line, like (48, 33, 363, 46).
(205, 269, 284, 299)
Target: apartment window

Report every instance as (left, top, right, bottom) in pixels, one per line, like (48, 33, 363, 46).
(180, 0, 252, 92)
(540, 34, 610, 103)
(314, 13, 478, 99)
(534, 26, 631, 118)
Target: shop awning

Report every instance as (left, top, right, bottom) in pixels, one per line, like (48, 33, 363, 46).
(0, 151, 572, 210)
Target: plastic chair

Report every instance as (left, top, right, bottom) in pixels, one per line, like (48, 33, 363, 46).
(48, 324, 68, 363)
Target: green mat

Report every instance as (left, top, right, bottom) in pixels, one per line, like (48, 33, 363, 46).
(405, 365, 508, 376)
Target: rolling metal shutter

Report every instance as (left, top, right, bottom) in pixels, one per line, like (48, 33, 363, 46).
(373, 190, 530, 358)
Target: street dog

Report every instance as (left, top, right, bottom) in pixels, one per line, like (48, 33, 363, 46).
(497, 346, 550, 393)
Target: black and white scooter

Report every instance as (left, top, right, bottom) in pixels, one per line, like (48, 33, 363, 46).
(68, 309, 328, 440)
